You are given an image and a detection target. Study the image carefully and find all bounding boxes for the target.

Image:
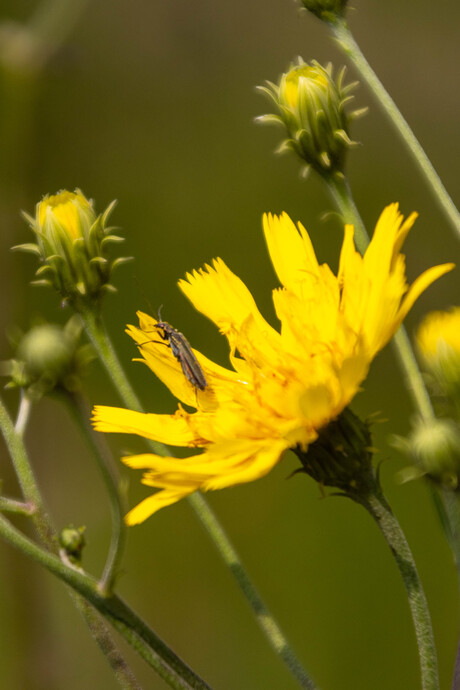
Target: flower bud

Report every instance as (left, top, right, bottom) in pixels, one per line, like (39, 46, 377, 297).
(14, 189, 131, 308)
(395, 417, 460, 491)
(59, 525, 86, 564)
(299, 0, 348, 23)
(257, 59, 366, 178)
(2, 317, 94, 398)
(417, 308, 460, 406)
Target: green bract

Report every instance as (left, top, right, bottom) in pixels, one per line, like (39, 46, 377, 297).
(299, 0, 348, 23)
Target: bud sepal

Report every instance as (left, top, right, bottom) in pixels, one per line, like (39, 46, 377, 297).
(299, 0, 348, 24)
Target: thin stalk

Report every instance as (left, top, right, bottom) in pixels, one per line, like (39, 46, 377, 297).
(0, 511, 211, 690)
(0, 394, 144, 690)
(350, 481, 439, 690)
(329, 18, 460, 240)
(62, 390, 126, 595)
(79, 305, 316, 689)
(189, 492, 316, 690)
(0, 497, 34, 515)
(436, 490, 460, 690)
(326, 173, 435, 421)
(0, 395, 53, 544)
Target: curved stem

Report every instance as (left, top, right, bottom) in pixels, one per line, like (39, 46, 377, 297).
(349, 479, 439, 690)
(0, 394, 54, 544)
(330, 19, 460, 240)
(62, 390, 126, 596)
(0, 394, 145, 690)
(326, 173, 435, 421)
(0, 511, 211, 690)
(434, 490, 460, 690)
(79, 305, 317, 689)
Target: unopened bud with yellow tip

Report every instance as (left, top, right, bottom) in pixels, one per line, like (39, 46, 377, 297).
(14, 189, 131, 308)
(257, 59, 366, 178)
(299, 0, 348, 23)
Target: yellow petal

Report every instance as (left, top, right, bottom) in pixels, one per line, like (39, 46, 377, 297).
(398, 263, 455, 324)
(263, 212, 320, 291)
(178, 259, 278, 344)
(125, 489, 194, 525)
(203, 439, 290, 490)
(92, 406, 199, 446)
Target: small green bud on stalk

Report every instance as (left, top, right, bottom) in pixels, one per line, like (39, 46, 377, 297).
(59, 525, 86, 565)
(14, 189, 131, 309)
(2, 317, 94, 398)
(299, 0, 348, 23)
(395, 418, 460, 491)
(257, 59, 366, 178)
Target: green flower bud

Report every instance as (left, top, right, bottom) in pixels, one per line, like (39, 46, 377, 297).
(257, 59, 366, 178)
(2, 317, 94, 398)
(417, 308, 460, 411)
(293, 407, 376, 496)
(395, 418, 460, 491)
(14, 189, 131, 308)
(59, 525, 86, 564)
(299, 0, 348, 23)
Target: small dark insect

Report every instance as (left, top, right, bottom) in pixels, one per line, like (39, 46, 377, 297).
(151, 308, 208, 391)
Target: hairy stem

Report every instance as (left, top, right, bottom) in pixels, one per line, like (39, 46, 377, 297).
(330, 18, 460, 240)
(62, 390, 126, 595)
(350, 482, 439, 690)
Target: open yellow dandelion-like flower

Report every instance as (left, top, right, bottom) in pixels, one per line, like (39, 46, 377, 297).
(93, 204, 454, 524)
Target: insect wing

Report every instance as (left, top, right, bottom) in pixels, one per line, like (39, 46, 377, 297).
(168, 331, 208, 391)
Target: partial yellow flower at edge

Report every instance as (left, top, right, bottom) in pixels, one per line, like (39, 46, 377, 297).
(92, 204, 454, 524)
(417, 307, 460, 359)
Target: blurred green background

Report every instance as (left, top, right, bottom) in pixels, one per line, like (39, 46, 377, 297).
(0, 0, 459, 688)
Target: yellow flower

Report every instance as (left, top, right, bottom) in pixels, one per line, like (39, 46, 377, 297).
(417, 307, 460, 361)
(92, 204, 454, 524)
(417, 307, 460, 397)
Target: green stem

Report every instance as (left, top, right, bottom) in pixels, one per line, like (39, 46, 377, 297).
(0, 394, 149, 690)
(349, 478, 439, 690)
(0, 511, 211, 690)
(80, 306, 316, 689)
(0, 395, 54, 544)
(434, 490, 460, 690)
(62, 390, 126, 596)
(326, 173, 435, 420)
(189, 492, 316, 690)
(329, 18, 460, 240)
(0, 496, 34, 515)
